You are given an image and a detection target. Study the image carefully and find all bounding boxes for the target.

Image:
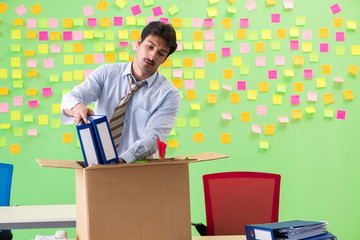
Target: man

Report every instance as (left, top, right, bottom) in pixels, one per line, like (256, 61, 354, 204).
(61, 21, 181, 163)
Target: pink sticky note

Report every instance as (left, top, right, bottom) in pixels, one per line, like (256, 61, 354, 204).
(222, 113, 232, 120)
(173, 69, 183, 78)
(132, 42, 138, 51)
(73, 31, 83, 40)
(39, 31, 49, 41)
(204, 18, 214, 28)
(28, 129, 38, 136)
(256, 57, 266, 67)
(221, 47, 231, 57)
(205, 41, 215, 51)
(51, 45, 61, 53)
(275, 56, 285, 66)
(27, 19, 37, 28)
(48, 19, 58, 28)
(222, 85, 232, 91)
(44, 58, 54, 69)
(257, 105, 267, 115)
(307, 92, 318, 102)
(303, 69, 313, 79)
(290, 95, 300, 105)
(27, 59, 38, 68)
(146, 17, 156, 25)
(333, 78, 344, 82)
(131, 5, 142, 16)
(42, 87, 52, 97)
(192, 18, 202, 28)
(84, 70, 93, 79)
(237, 81, 246, 90)
(252, 125, 261, 134)
(63, 31, 73, 41)
(0, 103, 9, 113)
(15, 4, 27, 17)
(283, 0, 294, 9)
(159, 18, 169, 24)
(195, 58, 205, 68)
(290, 40, 299, 50)
(28, 100, 38, 108)
(302, 30, 312, 40)
(94, 54, 104, 64)
(268, 70, 278, 79)
(245, 0, 257, 12)
(87, 18, 97, 27)
(330, 3, 341, 15)
(152, 6, 163, 17)
(176, 42, 183, 51)
(335, 32, 345, 41)
(336, 110, 346, 120)
(204, 30, 214, 40)
(271, 14, 280, 23)
(278, 116, 289, 123)
(320, 43, 329, 52)
(119, 42, 129, 47)
(83, 6, 94, 16)
(239, 18, 249, 28)
(114, 17, 123, 26)
(185, 80, 195, 89)
(239, 44, 250, 53)
(13, 96, 23, 107)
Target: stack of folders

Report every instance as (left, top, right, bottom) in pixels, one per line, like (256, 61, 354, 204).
(76, 115, 120, 167)
(245, 220, 337, 240)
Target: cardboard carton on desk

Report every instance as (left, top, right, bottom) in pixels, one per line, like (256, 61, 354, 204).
(36, 152, 228, 240)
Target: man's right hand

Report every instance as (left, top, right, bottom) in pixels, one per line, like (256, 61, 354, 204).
(63, 103, 94, 124)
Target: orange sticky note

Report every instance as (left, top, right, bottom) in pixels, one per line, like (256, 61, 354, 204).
(26, 31, 37, 39)
(193, 31, 203, 41)
(241, 112, 251, 122)
(237, 29, 247, 39)
(172, 18, 182, 28)
(230, 93, 240, 103)
(349, 64, 358, 75)
(184, 58, 193, 68)
(173, 78, 183, 89)
(10, 144, 20, 155)
(73, 43, 84, 53)
(194, 133, 204, 143)
(264, 125, 275, 135)
(207, 53, 217, 62)
(13, 19, 24, 26)
(293, 56, 304, 65)
(321, 64, 332, 74)
(84, 54, 95, 64)
(323, 93, 334, 105)
(186, 90, 196, 100)
(27, 89, 37, 96)
(130, 30, 141, 40)
(223, 69, 233, 79)
(319, 28, 328, 38)
(24, 50, 35, 56)
(30, 3, 42, 15)
(207, 94, 217, 103)
(100, 18, 111, 27)
(221, 133, 231, 144)
(97, 0, 109, 11)
(50, 32, 61, 40)
(255, 42, 265, 52)
(162, 58, 171, 68)
(63, 19, 73, 28)
(28, 70, 38, 77)
(292, 110, 303, 119)
(259, 82, 269, 92)
(333, 18, 343, 28)
(63, 133, 73, 143)
(222, 18, 232, 28)
(0, 2, 8, 14)
(276, 29, 286, 38)
(168, 140, 179, 148)
(343, 90, 354, 100)
(106, 53, 116, 63)
(294, 82, 304, 92)
(0, 87, 8, 95)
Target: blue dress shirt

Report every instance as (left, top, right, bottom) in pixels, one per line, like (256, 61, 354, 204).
(61, 62, 181, 163)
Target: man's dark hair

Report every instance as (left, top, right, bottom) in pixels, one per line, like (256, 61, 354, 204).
(140, 21, 177, 57)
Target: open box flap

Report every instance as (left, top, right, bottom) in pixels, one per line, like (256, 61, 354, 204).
(36, 158, 85, 169)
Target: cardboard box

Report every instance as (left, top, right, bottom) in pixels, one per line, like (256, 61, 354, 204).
(37, 152, 228, 240)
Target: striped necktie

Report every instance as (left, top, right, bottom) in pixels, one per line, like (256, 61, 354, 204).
(109, 74, 147, 148)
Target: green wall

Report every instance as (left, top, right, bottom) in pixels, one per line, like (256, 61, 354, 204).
(0, 0, 359, 239)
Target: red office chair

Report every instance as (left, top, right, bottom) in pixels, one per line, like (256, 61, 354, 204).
(193, 172, 281, 236)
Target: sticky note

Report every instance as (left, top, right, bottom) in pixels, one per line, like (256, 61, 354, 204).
(255, 42, 265, 52)
(168, 140, 178, 148)
(323, 93, 334, 105)
(207, 7, 218, 17)
(52, 104, 61, 113)
(277, 29, 286, 38)
(294, 82, 304, 92)
(190, 103, 201, 110)
(10, 144, 20, 155)
(292, 110, 303, 119)
(42, 87, 52, 97)
(221, 47, 231, 57)
(0, 137, 6, 147)
(204, 18, 213, 28)
(0, 2, 8, 14)
(305, 107, 316, 114)
(336, 110, 346, 120)
(264, 125, 275, 135)
(273, 95, 282, 105)
(257, 105, 267, 115)
(293, 56, 304, 65)
(343, 90, 354, 100)
(333, 18, 343, 28)
(222, 113, 232, 120)
(11, 29, 21, 40)
(351, 46, 360, 56)
(321, 65, 331, 75)
(335, 32, 345, 41)
(277, 83, 286, 93)
(0, 103, 9, 113)
(152, 6, 163, 17)
(167, 4, 180, 15)
(278, 116, 289, 123)
(173, 79, 183, 89)
(275, 56, 285, 66)
(38, 115, 49, 125)
(307, 92, 318, 102)
(330, 3, 341, 14)
(209, 81, 219, 90)
(63, 133, 73, 143)
(51, 45, 61, 53)
(30, 3, 42, 15)
(347, 20, 357, 30)
(230, 94, 240, 104)
(193, 133, 204, 143)
(97, 0, 109, 11)
(12, 69, 22, 79)
(186, 90, 196, 100)
(240, 44, 250, 54)
(44, 58, 54, 68)
(290, 40, 299, 50)
(304, 69, 313, 79)
(83, 6, 94, 16)
(333, 78, 344, 83)
(223, 85, 232, 91)
(28, 100, 38, 108)
(28, 129, 38, 136)
(302, 42, 312, 53)
(0, 87, 8, 95)
(268, 70, 277, 79)
(283, 0, 294, 8)
(15, 4, 27, 16)
(24, 114, 34, 123)
(221, 133, 231, 144)
(239, 18, 249, 28)
(289, 28, 299, 38)
(316, 78, 326, 88)
(245, 0, 257, 11)
(240, 66, 250, 75)
(11, 111, 21, 120)
(223, 69, 233, 79)
(271, 14, 280, 23)
(324, 108, 334, 118)
(271, 40, 281, 50)
(259, 140, 269, 149)
(131, 5, 142, 16)
(261, 30, 271, 40)
(237, 81, 246, 90)
(190, 118, 200, 128)
(247, 90, 257, 100)
(0, 124, 10, 129)
(349, 64, 359, 75)
(258, 82, 268, 92)
(252, 125, 261, 134)
(241, 112, 251, 122)
(290, 95, 300, 105)
(256, 57, 266, 66)
(319, 28, 328, 38)
(115, 0, 127, 8)
(319, 43, 329, 53)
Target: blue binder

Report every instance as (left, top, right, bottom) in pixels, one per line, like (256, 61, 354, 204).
(88, 115, 120, 164)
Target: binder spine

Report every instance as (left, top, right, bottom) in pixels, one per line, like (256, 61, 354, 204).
(245, 225, 274, 240)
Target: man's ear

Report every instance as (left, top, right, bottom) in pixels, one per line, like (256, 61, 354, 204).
(137, 38, 142, 47)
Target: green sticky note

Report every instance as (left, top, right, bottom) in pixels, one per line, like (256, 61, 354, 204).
(227, 6, 237, 14)
(169, 129, 176, 136)
(94, 42, 104, 52)
(296, 16, 306, 26)
(13, 80, 23, 88)
(176, 118, 186, 128)
(49, 74, 60, 82)
(51, 119, 61, 129)
(183, 42, 193, 50)
(76, 139, 81, 148)
(336, 46, 346, 56)
(240, 65, 250, 75)
(168, 4, 180, 15)
(144, 0, 154, 6)
(224, 32, 234, 42)
(38, 18, 48, 28)
(137, 17, 147, 26)
(172, 58, 182, 67)
(184, 69, 193, 79)
(248, 31, 258, 41)
(259, 140, 269, 149)
(24, 114, 34, 122)
(74, 55, 84, 65)
(182, 18, 192, 28)
(11, 44, 21, 52)
(105, 31, 115, 41)
(13, 127, 24, 137)
(324, 108, 334, 118)
(94, 31, 104, 38)
(271, 40, 281, 50)
(63, 43, 73, 53)
(276, 83, 287, 93)
(74, 18, 84, 26)
(0, 137, 6, 148)
(190, 118, 200, 128)
(161, 69, 171, 79)
(62, 89, 71, 96)
(309, 53, 319, 62)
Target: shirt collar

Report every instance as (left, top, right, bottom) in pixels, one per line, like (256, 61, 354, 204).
(122, 61, 157, 87)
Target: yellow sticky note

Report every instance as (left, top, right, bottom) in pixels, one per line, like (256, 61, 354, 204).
(259, 82, 269, 92)
(247, 90, 257, 100)
(323, 93, 334, 105)
(259, 140, 269, 149)
(349, 64, 359, 75)
(195, 69, 205, 79)
(207, 94, 217, 103)
(10, 144, 20, 155)
(100, 18, 111, 27)
(233, 57, 242, 66)
(266, 0, 276, 5)
(105, 43, 115, 52)
(207, 7, 218, 17)
(292, 110, 303, 119)
(294, 82, 304, 92)
(207, 53, 217, 63)
(173, 79, 183, 89)
(223, 69, 233, 79)
(302, 42, 312, 52)
(30, 3, 42, 15)
(27, 89, 37, 95)
(347, 20, 357, 30)
(74, 71, 84, 81)
(319, 28, 328, 38)
(175, 30, 182, 40)
(11, 111, 21, 121)
(52, 104, 61, 113)
(264, 125, 275, 135)
(186, 90, 196, 100)
(343, 90, 354, 100)
(118, 30, 129, 39)
(222, 18, 232, 28)
(190, 103, 201, 110)
(63, 19, 73, 28)
(316, 78, 326, 88)
(119, 52, 129, 61)
(26, 31, 37, 39)
(230, 93, 240, 104)
(38, 115, 49, 125)
(84, 31, 94, 39)
(11, 29, 21, 40)
(12, 69, 22, 79)
(97, 0, 109, 11)
(0, 124, 10, 129)
(284, 69, 295, 77)
(28, 70, 38, 77)
(241, 112, 251, 122)
(115, 0, 127, 8)
(293, 56, 304, 65)
(194, 133, 204, 143)
(261, 30, 272, 40)
(38, 44, 48, 54)
(193, 42, 203, 50)
(168, 139, 178, 148)
(130, 30, 141, 40)
(0, 87, 8, 95)
(321, 64, 331, 74)
(64, 55, 74, 65)
(255, 42, 265, 52)
(209, 80, 219, 90)
(273, 95, 282, 105)
(305, 106, 316, 113)
(63, 72, 73, 81)
(0, 69, 7, 79)
(13, 19, 24, 26)
(289, 28, 299, 37)
(237, 29, 247, 39)
(333, 18, 343, 28)
(11, 57, 21, 67)
(63, 133, 73, 143)
(221, 133, 231, 144)
(351, 46, 360, 56)
(50, 32, 61, 40)
(276, 29, 286, 38)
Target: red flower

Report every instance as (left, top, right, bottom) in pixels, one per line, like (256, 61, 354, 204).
(157, 139, 167, 161)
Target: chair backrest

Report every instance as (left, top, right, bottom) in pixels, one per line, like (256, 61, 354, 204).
(203, 171, 281, 236)
(0, 163, 14, 206)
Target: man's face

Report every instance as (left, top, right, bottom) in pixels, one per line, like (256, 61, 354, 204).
(134, 34, 170, 78)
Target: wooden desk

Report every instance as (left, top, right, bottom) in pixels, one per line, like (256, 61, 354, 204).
(0, 205, 76, 230)
(192, 236, 246, 240)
